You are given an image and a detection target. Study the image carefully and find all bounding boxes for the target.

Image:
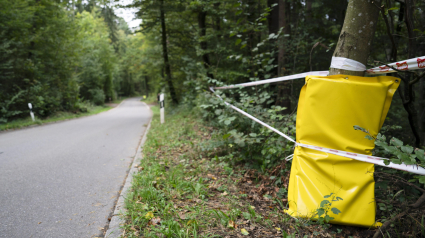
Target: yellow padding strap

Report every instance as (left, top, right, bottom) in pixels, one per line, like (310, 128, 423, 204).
(286, 75, 399, 227)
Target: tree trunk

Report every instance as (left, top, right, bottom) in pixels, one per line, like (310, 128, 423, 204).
(198, 10, 214, 79)
(159, 0, 178, 104)
(402, 0, 420, 147)
(276, 0, 291, 114)
(329, 0, 380, 76)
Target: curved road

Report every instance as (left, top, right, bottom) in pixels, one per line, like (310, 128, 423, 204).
(0, 98, 151, 238)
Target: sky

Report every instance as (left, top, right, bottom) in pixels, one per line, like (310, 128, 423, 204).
(113, 0, 142, 30)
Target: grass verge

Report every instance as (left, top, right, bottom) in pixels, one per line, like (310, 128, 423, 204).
(122, 106, 376, 238)
(0, 103, 112, 131)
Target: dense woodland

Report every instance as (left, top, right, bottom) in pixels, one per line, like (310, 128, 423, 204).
(0, 0, 147, 122)
(2, 0, 425, 236)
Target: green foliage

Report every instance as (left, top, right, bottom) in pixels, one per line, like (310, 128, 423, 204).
(313, 193, 342, 225)
(0, 0, 148, 124)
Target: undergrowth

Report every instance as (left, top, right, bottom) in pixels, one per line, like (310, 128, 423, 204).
(122, 106, 377, 237)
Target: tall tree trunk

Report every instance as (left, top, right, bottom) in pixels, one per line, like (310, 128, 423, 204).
(419, 1, 425, 146)
(329, 0, 380, 76)
(401, 0, 420, 147)
(159, 0, 178, 104)
(276, 0, 291, 114)
(198, 10, 214, 79)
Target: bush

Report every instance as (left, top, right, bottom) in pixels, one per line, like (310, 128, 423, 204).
(88, 89, 105, 105)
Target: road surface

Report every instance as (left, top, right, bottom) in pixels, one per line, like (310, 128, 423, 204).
(0, 98, 151, 238)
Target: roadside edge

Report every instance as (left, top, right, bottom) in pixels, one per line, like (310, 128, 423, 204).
(104, 102, 153, 238)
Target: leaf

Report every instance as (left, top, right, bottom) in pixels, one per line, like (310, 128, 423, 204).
(365, 135, 374, 140)
(242, 212, 251, 220)
(222, 133, 231, 140)
(235, 39, 242, 45)
(418, 176, 425, 184)
(331, 207, 341, 215)
(149, 217, 161, 226)
(401, 146, 414, 154)
(390, 137, 403, 147)
(178, 212, 188, 220)
(388, 7, 399, 11)
(324, 215, 334, 223)
(320, 200, 330, 207)
(144, 212, 154, 219)
(353, 125, 367, 133)
(228, 220, 235, 228)
(415, 149, 425, 162)
(317, 208, 325, 217)
(323, 193, 333, 198)
(241, 228, 249, 235)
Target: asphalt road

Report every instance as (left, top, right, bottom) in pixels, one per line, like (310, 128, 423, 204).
(0, 98, 151, 238)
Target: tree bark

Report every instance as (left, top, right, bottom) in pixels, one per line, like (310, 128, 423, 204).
(198, 10, 214, 79)
(277, 0, 291, 114)
(159, 0, 178, 104)
(329, 0, 381, 76)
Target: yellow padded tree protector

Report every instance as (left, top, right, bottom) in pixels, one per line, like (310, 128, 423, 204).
(286, 75, 400, 227)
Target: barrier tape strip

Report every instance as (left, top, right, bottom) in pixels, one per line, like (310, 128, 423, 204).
(213, 71, 329, 90)
(210, 88, 296, 143)
(367, 56, 425, 74)
(213, 56, 425, 90)
(209, 87, 425, 176)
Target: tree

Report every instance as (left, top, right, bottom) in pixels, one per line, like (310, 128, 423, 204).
(329, 0, 380, 76)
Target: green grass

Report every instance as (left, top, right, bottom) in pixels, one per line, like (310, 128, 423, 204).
(0, 104, 112, 131)
(122, 106, 333, 238)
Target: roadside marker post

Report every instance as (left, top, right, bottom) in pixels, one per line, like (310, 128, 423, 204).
(28, 103, 35, 122)
(159, 94, 165, 124)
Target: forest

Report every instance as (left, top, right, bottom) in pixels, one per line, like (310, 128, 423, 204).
(0, 0, 147, 123)
(1, 0, 425, 237)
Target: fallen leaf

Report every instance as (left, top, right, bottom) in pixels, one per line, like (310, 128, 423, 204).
(144, 212, 154, 219)
(149, 217, 161, 226)
(221, 192, 228, 196)
(241, 228, 249, 235)
(178, 212, 188, 220)
(275, 227, 281, 231)
(193, 198, 202, 203)
(228, 220, 235, 228)
(38, 222, 42, 224)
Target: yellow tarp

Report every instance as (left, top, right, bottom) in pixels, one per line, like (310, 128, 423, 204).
(286, 75, 399, 227)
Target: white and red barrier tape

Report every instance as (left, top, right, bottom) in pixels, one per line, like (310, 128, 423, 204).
(214, 56, 425, 90)
(210, 56, 425, 175)
(367, 56, 425, 74)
